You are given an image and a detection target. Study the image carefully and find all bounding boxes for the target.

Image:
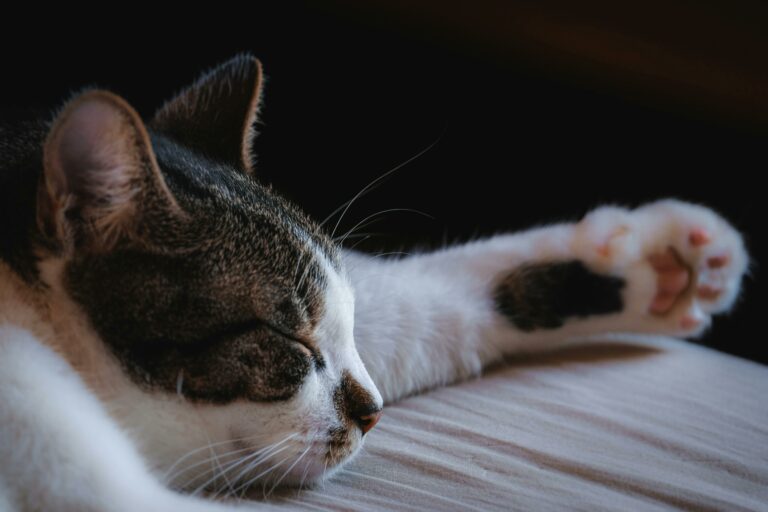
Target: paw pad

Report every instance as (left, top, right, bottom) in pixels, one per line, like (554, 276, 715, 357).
(648, 248, 690, 315)
(637, 204, 746, 335)
(688, 228, 711, 247)
(707, 254, 730, 269)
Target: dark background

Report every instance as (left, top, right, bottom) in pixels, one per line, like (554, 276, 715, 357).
(2, 3, 765, 362)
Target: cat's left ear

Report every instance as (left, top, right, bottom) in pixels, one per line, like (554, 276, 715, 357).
(151, 54, 263, 174)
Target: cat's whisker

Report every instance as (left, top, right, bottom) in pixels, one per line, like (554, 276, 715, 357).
(347, 235, 373, 252)
(220, 434, 299, 496)
(207, 453, 260, 499)
(297, 455, 313, 494)
(291, 250, 308, 291)
(201, 457, 257, 499)
(335, 232, 383, 241)
(200, 426, 236, 497)
(167, 443, 256, 488)
(324, 136, 443, 239)
(294, 255, 315, 296)
(372, 251, 412, 260)
(203, 433, 299, 498)
(175, 370, 184, 398)
(336, 208, 434, 247)
(174, 432, 297, 495)
(163, 434, 260, 485)
(264, 444, 312, 498)
(333, 221, 383, 243)
(231, 454, 294, 497)
(333, 208, 432, 244)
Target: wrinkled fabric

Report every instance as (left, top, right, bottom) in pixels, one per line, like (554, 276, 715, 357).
(253, 336, 768, 511)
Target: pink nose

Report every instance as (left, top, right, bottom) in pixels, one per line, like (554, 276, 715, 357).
(357, 411, 382, 435)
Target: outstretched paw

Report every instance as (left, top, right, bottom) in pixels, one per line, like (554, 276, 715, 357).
(577, 200, 749, 337)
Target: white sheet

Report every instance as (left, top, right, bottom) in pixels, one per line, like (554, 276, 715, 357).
(252, 336, 768, 511)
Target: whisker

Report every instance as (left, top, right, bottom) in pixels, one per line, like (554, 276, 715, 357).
(223, 434, 298, 495)
(335, 232, 384, 240)
(372, 251, 412, 260)
(297, 457, 312, 495)
(265, 444, 312, 497)
(175, 370, 185, 398)
(209, 443, 292, 499)
(347, 235, 373, 253)
(336, 208, 434, 247)
(294, 248, 318, 297)
(323, 135, 443, 238)
(163, 435, 256, 484)
(291, 250, 307, 290)
(167, 443, 259, 489)
(181, 432, 297, 497)
(201, 428, 236, 497)
(232, 454, 294, 497)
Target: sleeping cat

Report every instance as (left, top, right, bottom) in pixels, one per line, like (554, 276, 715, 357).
(0, 54, 748, 511)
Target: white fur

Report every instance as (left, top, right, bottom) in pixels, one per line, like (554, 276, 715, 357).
(348, 200, 748, 402)
(0, 199, 748, 511)
(0, 318, 244, 511)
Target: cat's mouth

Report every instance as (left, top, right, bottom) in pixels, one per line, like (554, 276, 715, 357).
(325, 426, 357, 468)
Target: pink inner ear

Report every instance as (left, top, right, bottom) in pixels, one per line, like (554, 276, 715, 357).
(54, 99, 134, 197)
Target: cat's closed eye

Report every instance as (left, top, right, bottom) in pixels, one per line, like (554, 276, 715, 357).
(214, 318, 326, 370)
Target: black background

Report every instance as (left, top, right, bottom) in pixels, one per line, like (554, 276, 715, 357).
(2, 4, 765, 363)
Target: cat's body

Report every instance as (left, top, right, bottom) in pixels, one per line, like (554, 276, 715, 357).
(0, 55, 749, 512)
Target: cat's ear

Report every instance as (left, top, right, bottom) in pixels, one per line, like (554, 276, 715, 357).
(150, 54, 263, 174)
(38, 90, 180, 251)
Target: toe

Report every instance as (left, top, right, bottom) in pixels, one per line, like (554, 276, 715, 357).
(650, 292, 678, 314)
(678, 304, 708, 332)
(689, 228, 711, 247)
(707, 254, 730, 269)
(657, 269, 690, 295)
(648, 248, 692, 315)
(697, 285, 722, 301)
(649, 248, 686, 272)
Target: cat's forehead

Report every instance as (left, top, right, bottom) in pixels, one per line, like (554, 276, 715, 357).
(150, 133, 340, 269)
(150, 135, 345, 326)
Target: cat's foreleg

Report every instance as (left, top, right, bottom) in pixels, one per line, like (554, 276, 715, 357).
(0, 326, 245, 512)
(345, 200, 748, 402)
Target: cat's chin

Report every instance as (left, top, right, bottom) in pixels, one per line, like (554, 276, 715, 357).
(213, 434, 363, 492)
(272, 437, 362, 488)
(277, 455, 350, 488)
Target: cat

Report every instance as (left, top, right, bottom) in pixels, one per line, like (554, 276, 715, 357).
(0, 53, 748, 512)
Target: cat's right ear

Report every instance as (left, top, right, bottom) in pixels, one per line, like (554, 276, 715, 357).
(150, 54, 263, 174)
(38, 90, 180, 252)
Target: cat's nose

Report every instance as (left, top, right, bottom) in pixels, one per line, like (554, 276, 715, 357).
(336, 371, 383, 435)
(356, 410, 382, 435)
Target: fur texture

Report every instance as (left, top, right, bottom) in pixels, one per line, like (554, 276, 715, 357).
(0, 54, 749, 511)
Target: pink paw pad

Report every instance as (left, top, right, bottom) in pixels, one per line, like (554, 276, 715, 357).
(688, 229, 711, 247)
(707, 254, 730, 269)
(648, 248, 691, 315)
(596, 226, 630, 258)
(697, 285, 722, 301)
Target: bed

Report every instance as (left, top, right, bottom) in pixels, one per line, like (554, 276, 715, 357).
(252, 336, 768, 511)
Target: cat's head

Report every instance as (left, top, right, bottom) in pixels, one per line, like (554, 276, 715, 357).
(34, 54, 382, 491)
